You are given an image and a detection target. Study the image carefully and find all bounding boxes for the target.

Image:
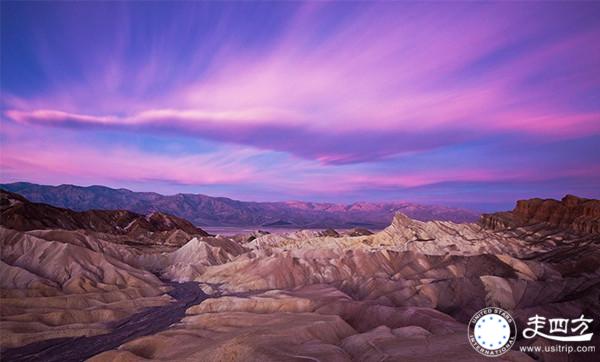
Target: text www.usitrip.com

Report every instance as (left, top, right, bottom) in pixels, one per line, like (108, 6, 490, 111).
(519, 344, 596, 354)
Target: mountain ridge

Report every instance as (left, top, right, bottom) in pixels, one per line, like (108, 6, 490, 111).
(0, 182, 479, 227)
(0, 189, 209, 240)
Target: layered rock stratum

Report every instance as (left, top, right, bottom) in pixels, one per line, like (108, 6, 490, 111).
(481, 194, 600, 235)
(0, 192, 598, 361)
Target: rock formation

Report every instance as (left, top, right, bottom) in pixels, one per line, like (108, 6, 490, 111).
(0, 190, 209, 248)
(1, 193, 598, 361)
(0, 226, 171, 349)
(481, 194, 600, 234)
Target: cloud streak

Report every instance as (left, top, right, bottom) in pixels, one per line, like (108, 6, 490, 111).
(1, 1, 599, 208)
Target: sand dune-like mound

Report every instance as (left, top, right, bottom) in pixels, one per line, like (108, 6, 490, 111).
(169, 246, 599, 326)
(1, 228, 162, 293)
(0, 227, 172, 348)
(90, 285, 531, 361)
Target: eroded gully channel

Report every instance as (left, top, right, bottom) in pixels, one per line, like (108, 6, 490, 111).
(2, 281, 210, 362)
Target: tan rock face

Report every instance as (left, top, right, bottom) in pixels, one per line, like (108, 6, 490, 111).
(90, 286, 532, 362)
(482, 194, 600, 234)
(0, 227, 172, 349)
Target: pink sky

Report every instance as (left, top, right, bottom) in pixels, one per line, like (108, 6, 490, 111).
(1, 2, 599, 210)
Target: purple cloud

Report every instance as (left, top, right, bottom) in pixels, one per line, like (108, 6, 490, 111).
(1, 2, 599, 207)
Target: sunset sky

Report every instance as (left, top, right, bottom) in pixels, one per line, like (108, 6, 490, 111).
(1, 1, 599, 211)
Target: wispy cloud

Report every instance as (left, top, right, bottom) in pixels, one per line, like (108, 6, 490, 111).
(1, 1, 599, 207)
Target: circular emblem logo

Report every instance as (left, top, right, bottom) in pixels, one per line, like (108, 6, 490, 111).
(468, 307, 517, 357)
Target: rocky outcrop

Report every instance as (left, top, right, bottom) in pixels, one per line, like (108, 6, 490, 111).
(342, 227, 373, 237)
(0, 190, 209, 242)
(481, 194, 600, 234)
(480, 211, 514, 230)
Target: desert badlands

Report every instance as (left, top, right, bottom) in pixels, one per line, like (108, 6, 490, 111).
(2, 2, 600, 361)
(0, 189, 598, 361)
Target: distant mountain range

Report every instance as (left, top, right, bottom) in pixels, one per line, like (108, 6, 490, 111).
(0, 182, 479, 228)
(0, 189, 206, 236)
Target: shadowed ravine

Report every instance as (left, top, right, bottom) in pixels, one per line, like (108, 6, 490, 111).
(1, 281, 210, 362)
